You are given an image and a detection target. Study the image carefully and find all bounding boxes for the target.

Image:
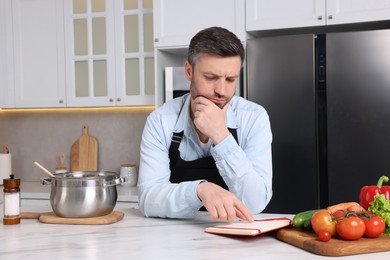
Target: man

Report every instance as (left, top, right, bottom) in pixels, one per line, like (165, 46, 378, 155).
(138, 27, 272, 222)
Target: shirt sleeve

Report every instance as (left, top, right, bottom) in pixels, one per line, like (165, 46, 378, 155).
(210, 108, 273, 214)
(137, 111, 204, 219)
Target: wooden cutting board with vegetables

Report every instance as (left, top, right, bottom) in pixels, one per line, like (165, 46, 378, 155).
(70, 124, 98, 171)
(276, 228, 390, 256)
(278, 176, 390, 256)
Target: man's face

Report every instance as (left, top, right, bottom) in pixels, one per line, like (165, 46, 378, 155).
(185, 53, 241, 109)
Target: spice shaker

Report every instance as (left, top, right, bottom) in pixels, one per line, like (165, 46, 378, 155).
(3, 174, 21, 225)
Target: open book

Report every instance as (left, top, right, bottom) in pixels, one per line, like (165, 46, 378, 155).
(205, 217, 292, 236)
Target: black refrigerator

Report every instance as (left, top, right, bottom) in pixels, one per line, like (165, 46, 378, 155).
(246, 28, 390, 214)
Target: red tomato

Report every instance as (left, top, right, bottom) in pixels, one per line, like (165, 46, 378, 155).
(318, 230, 332, 242)
(364, 216, 386, 238)
(311, 209, 336, 236)
(336, 216, 365, 240)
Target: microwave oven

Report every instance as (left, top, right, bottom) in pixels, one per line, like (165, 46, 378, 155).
(164, 67, 190, 102)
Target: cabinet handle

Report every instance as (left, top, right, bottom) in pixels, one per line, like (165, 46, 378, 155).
(59, 100, 64, 104)
(317, 16, 323, 20)
(328, 15, 333, 19)
(154, 38, 159, 42)
(116, 98, 121, 102)
(109, 98, 114, 102)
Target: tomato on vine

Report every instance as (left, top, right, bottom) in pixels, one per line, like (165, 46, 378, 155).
(364, 216, 386, 238)
(336, 216, 365, 240)
(332, 209, 346, 222)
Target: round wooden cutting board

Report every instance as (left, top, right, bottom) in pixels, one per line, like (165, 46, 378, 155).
(21, 211, 124, 225)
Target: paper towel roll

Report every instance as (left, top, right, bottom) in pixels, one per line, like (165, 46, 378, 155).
(0, 153, 12, 185)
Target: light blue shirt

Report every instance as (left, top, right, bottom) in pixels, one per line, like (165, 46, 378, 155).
(138, 94, 273, 219)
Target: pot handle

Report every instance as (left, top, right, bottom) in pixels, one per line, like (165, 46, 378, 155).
(103, 176, 127, 187)
(41, 178, 52, 185)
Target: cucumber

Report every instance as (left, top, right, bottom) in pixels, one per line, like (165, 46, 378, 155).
(303, 218, 313, 231)
(292, 209, 317, 228)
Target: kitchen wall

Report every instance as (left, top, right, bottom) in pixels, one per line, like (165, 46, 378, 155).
(0, 107, 154, 181)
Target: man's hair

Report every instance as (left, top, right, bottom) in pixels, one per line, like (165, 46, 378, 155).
(187, 27, 245, 67)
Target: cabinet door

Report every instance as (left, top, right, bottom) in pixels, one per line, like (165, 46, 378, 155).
(153, 0, 245, 47)
(0, 1, 8, 107)
(64, 0, 116, 107)
(327, 0, 390, 25)
(10, 0, 66, 108)
(113, 0, 155, 106)
(246, 0, 326, 31)
(65, 0, 154, 107)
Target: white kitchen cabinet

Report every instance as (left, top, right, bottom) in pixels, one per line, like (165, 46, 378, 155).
(4, 0, 66, 108)
(2, 0, 154, 109)
(0, 1, 8, 108)
(153, 0, 245, 107)
(153, 0, 245, 47)
(326, 0, 390, 26)
(64, 0, 154, 107)
(246, 0, 390, 31)
(246, 0, 325, 30)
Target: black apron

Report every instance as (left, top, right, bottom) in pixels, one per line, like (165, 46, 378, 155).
(168, 129, 238, 190)
(169, 129, 238, 211)
(168, 104, 238, 210)
(169, 101, 238, 211)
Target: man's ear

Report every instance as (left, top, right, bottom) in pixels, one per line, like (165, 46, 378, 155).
(184, 60, 192, 81)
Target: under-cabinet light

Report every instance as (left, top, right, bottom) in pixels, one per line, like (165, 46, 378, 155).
(0, 106, 155, 113)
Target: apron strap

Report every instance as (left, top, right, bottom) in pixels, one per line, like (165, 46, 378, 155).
(169, 131, 184, 170)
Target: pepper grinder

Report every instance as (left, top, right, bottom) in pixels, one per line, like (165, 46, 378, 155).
(3, 174, 21, 225)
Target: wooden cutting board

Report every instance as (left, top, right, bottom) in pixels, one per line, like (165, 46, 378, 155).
(70, 124, 98, 171)
(21, 211, 124, 225)
(276, 228, 390, 256)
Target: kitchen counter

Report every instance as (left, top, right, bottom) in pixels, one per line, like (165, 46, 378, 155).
(1, 199, 389, 259)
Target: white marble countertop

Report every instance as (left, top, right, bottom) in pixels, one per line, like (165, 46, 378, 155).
(20, 181, 138, 202)
(1, 199, 390, 259)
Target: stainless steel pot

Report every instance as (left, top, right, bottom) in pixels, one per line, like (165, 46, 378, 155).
(41, 171, 126, 218)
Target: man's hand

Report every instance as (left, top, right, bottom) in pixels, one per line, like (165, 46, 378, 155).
(197, 181, 254, 223)
(192, 96, 230, 145)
